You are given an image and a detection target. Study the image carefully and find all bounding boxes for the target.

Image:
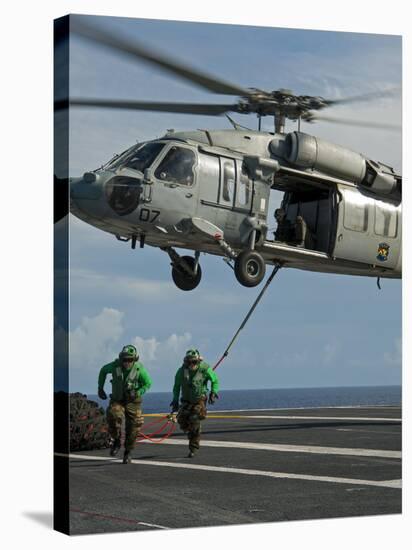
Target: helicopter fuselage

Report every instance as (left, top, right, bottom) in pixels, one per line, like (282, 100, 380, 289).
(70, 128, 401, 288)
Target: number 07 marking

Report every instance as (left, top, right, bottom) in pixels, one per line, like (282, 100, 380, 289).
(139, 208, 160, 223)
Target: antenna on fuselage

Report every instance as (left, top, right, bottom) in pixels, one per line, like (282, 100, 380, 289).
(225, 114, 253, 132)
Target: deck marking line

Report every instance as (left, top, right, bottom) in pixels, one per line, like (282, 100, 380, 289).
(60, 453, 401, 490)
(145, 413, 401, 421)
(208, 406, 400, 413)
(70, 507, 168, 529)
(155, 438, 401, 458)
(380, 479, 402, 488)
(144, 406, 400, 416)
(206, 415, 401, 422)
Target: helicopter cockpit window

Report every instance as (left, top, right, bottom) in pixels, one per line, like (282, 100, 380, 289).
(154, 146, 195, 186)
(104, 145, 134, 170)
(123, 142, 165, 172)
(221, 160, 235, 205)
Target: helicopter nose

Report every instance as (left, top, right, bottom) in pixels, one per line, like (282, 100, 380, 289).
(70, 174, 105, 221)
(70, 173, 103, 200)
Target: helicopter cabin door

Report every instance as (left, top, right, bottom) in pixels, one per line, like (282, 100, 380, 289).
(195, 150, 221, 226)
(280, 188, 334, 254)
(195, 152, 255, 243)
(332, 187, 401, 269)
(148, 142, 198, 225)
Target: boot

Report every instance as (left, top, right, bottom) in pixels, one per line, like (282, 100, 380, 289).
(123, 450, 131, 464)
(110, 438, 121, 456)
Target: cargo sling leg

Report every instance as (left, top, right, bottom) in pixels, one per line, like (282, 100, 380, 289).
(213, 263, 282, 370)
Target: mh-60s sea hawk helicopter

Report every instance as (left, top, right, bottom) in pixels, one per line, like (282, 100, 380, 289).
(56, 20, 402, 291)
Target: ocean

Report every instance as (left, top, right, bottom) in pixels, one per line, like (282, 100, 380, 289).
(88, 385, 401, 413)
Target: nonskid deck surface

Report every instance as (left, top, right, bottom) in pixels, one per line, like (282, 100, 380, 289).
(66, 406, 401, 534)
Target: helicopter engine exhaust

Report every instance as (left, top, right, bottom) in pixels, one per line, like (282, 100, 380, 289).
(282, 131, 400, 199)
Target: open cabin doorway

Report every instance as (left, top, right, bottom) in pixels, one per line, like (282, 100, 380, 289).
(272, 188, 335, 253)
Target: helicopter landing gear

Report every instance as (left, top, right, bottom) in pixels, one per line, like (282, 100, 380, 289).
(234, 250, 266, 287)
(163, 247, 202, 291)
(172, 256, 202, 291)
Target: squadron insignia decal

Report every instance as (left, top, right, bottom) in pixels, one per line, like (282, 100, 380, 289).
(377, 242, 390, 262)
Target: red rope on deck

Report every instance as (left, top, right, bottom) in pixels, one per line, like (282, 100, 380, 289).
(118, 414, 177, 445)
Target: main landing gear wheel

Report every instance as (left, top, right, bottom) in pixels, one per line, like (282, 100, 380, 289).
(172, 255, 202, 291)
(234, 250, 266, 287)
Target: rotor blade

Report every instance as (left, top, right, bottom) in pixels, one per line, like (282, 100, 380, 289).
(311, 114, 401, 131)
(55, 97, 239, 115)
(324, 88, 400, 107)
(71, 19, 253, 98)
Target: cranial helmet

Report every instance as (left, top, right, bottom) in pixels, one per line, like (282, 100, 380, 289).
(184, 348, 200, 363)
(119, 344, 138, 361)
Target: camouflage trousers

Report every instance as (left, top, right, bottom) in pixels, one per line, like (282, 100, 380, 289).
(177, 398, 207, 452)
(107, 400, 144, 451)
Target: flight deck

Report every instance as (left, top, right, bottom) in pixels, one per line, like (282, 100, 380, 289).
(65, 405, 401, 534)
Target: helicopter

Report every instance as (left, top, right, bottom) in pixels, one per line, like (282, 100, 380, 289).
(56, 19, 402, 291)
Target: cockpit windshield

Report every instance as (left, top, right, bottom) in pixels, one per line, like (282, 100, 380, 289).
(107, 141, 165, 172)
(104, 144, 138, 169)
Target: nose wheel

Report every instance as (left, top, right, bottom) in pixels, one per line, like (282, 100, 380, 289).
(172, 255, 202, 291)
(162, 247, 202, 291)
(234, 250, 266, 287)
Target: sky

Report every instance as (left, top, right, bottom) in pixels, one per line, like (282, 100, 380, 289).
(56, 14, 402, 393)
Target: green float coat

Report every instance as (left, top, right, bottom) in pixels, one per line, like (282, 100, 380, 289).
(98, 359, 152, 401)
(173, 362, 219, 403)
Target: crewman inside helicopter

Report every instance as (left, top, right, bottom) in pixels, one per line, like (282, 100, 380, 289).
(274, 208, 294, 243)
(274, 208, 315, 249)
(155, 145, 195, 185)
(296, 215, 316, 248)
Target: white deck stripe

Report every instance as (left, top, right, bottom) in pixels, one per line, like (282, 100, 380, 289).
(157, 438, 401, 459)
(207, 406, 400, 413)
(135, 521, 168, 530)
(60, 453, 401, 490)
(70, 508, 168, 529)
(207, 414, 401, 421)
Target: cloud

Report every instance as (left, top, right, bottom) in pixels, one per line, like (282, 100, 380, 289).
(69, 307, 193, 375)
(383, 338, 402, 367)
(321, 341, 340, 366)
(133, 336, 159, 362)
(69, 307, 124, 370)
(132, 332, 192, 368)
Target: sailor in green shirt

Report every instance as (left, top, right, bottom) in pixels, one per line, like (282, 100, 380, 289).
(98, 344, 152, 464)
(170, 348, 219, 458)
